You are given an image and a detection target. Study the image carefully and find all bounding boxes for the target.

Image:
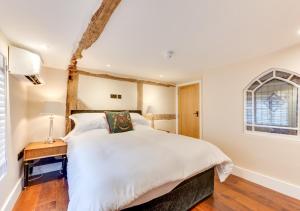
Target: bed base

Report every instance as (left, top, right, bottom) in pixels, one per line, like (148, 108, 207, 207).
(123, 167, 214, 211)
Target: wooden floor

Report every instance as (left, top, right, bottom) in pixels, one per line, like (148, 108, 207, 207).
(13, 175, 300, 211)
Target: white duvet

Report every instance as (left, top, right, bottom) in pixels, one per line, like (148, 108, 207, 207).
(67, 125, 233, 211)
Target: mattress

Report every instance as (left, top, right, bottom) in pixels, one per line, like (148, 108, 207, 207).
(66, 125, 233, 211)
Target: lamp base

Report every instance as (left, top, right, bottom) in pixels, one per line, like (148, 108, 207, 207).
(46, 115, 54, 144)
(46, 137, 54, 144)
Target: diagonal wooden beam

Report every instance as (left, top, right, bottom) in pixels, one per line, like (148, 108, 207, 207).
(65, 0, 122, 133)
(73, 0, 122, 60)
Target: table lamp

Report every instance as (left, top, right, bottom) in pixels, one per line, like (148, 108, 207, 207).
(146, 106, 155, 128)
(41, 101, 62, 144)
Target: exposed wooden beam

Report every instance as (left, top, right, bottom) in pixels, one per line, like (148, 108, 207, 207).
(144, 114, 176, 120)
(65, 0, 177, 133)
(140, 80, 176, 88)
(73, 0, 122, 60)
(65, 62, 79, 133)
(65, 0, 122, 133)
(77, 70, 176, 87)
(137, 82, 143, 111)
(78, 70, 136, 82)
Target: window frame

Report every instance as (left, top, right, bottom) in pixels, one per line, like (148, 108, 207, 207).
(244, 68, 300, 137)
(0, 53, 6, 181)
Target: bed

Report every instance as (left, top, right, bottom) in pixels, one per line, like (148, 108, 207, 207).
(65, 110, 233, 211)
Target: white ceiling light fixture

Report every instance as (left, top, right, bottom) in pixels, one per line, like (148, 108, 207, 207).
(164, 50, 174, 59)
(159, 74, 164, 78)
(297, 29, 300, 35)
(106, 64, 111, 67)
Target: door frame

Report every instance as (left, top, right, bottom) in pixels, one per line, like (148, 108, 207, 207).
(176, 80, 202, 139)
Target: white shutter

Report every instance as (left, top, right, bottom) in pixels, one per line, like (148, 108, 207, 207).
(0, 53, 6, 180)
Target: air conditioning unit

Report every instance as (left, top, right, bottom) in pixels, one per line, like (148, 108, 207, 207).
(9, 46, 43, 85)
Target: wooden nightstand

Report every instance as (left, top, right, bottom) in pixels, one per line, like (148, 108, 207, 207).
(23, 140, 67, 188)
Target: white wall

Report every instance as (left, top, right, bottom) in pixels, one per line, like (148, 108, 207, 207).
(143, 84, 175, 114)
(143, 84, 176, 132)
(27, 67, 67, 140)
(202, 44, 300, 186)
(0, 33, 28, 210)
(27, 69, 176, 139)
(78, 75, 137, 110)
(78, 77, 177, 132)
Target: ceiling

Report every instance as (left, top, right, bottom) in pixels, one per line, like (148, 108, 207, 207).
(1, 0, 300, 83)
(0, 0, 100, 69)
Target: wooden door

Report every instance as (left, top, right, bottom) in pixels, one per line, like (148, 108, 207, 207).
(178, 83, 200, 138)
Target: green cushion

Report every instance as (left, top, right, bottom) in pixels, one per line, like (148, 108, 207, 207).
(105, 111, 133, 133)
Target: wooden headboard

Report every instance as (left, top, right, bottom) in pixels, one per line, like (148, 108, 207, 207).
(70, 110, 142, 130)
(71, 109, 142, 115)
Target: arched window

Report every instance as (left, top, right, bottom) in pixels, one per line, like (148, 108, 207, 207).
(245, 69, 300, 135)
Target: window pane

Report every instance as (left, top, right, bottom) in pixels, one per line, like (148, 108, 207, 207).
(259, 71, 273, 83)
(248, 81, 260, 90)
(290, 75, 300, 85)
(254, 79, 298, 128)
(246, 91, 253, 124)
(275, 71, 291, 79)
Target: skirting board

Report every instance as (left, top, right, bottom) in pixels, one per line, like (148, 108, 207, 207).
(233, 165, 300, 200)
(0, 177, 22, 211)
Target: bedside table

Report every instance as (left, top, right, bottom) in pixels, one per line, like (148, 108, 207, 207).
(23, 140, 67, 188)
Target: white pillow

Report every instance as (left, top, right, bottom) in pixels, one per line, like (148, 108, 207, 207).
(130, 113, 150, 126)
(63, 113, 108, 141)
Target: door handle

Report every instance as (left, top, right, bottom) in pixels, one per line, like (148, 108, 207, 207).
(193, 111, 199, 117)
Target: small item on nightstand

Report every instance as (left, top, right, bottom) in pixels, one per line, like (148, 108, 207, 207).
(40, 101, 63, 144)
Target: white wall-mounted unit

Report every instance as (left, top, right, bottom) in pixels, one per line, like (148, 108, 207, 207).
(9, 46, 43, 85)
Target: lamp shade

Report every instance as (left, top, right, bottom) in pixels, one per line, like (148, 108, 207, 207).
(41, 101, 63, 115)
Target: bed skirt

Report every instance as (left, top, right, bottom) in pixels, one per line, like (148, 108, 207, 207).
(123, 167, 214, 211)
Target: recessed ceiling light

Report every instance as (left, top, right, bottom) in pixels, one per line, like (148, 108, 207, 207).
(106, 64, 111, 67)
(159, 74, 164, 78)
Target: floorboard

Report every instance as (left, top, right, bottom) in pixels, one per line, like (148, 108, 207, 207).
(13, 175, 300, 211)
